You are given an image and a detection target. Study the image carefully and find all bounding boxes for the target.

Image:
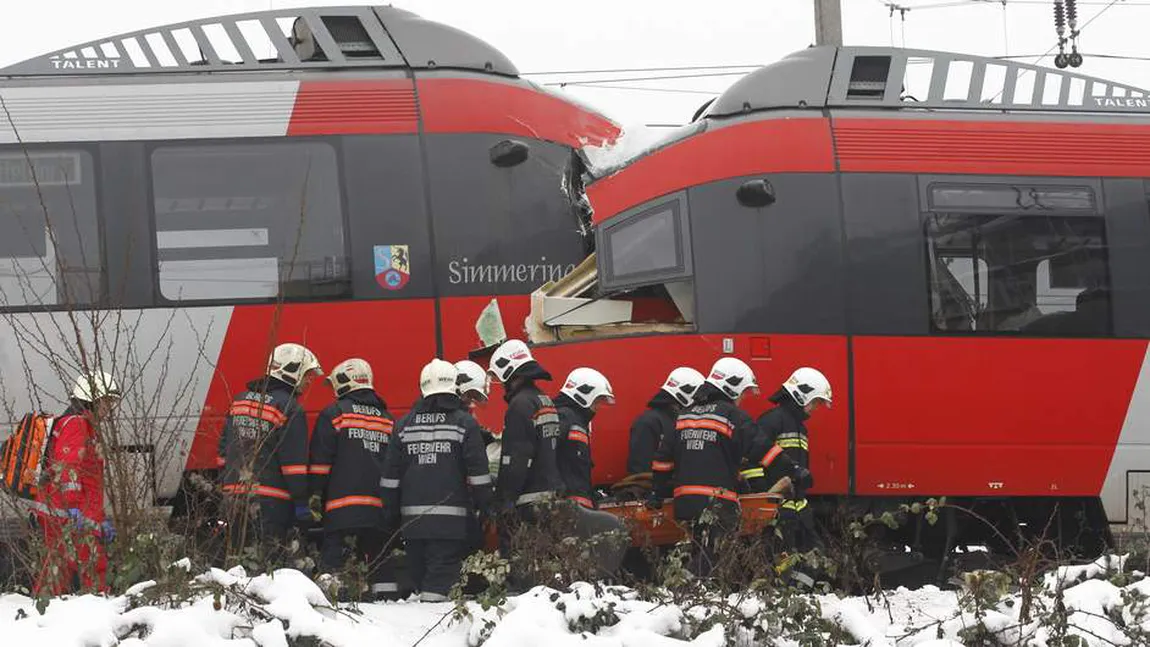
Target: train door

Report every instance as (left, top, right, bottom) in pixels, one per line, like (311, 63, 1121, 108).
(686, 172, 850, 495)
(846, 174, 1140, 511)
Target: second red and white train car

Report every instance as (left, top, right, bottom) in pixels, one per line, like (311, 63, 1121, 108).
(503, 46, 1150, 563)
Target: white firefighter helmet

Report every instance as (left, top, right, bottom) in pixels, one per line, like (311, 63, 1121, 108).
(454, 360, 490, 401)
(420, 358, 459, 397)
(327, 358, 373, 397)
(71, 370, 122, 403)
(488, 339, 534, 383)
(560, 367, 615, 409)
(660, 366, 706, 407)
(706, 357, 759, 400)
(268, 342, 323, 387)
(783, 367, 833, 409)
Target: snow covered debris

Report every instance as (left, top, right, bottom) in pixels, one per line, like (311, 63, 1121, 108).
(2, 554, 1150, 646)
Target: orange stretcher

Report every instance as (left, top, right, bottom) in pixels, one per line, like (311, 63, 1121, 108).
(598, 492, 784, 547)
(481, 492, 784, 551)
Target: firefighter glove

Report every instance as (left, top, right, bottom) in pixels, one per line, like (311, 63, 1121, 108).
(308, 494, 324, 523)
(294, 504, 312, 524)
(793, 466, 814, 490)
(66, 508, 85, 530)
(101, 520, 116, 543)
(644, 492, 663, 510)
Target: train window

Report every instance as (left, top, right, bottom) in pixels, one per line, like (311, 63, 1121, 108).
(598, 192, 692, 293)
(151, 141, 348, 302)
(0, 149, 102, 307)
(926, 213, 1111, 336)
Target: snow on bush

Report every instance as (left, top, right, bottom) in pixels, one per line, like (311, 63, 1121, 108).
(2, 555, 1150, 646)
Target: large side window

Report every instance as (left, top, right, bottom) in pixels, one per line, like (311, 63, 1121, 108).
(0, 149, 102, 307)
(598, 192, 692, 293)
(925, 184, 1111, 336)
(151, 141, 348, 302)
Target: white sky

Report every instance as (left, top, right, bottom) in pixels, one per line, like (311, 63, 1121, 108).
(1, 0, 1147, 132)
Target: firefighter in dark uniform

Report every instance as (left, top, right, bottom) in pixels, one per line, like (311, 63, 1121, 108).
(555, 367, 615, 509)
(745, 367, 832, 558)
(623, 367, 706, 488)
(308, 358, 401, 600)
(648, 356, 773, 577)
(381, 359, 493, 602)
(486, 339, 563, 521)
(218, 342, 322, 562)
(454, 359, 494, 555)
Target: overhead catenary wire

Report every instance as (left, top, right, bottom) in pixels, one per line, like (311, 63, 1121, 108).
(520, 63, 762, 76)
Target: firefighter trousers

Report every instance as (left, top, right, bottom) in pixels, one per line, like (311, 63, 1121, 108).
(684, 501, 740, 579)
(405, 537, 466, 598)
(34, 516, 107, 596)
(777, 499, 819, 554)
(320, 528, 404, 600)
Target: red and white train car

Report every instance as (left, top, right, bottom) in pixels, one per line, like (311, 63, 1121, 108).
(505, 46, 1150, 563)
(0, 6, 618, 512)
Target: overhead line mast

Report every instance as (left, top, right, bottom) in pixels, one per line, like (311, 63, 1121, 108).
(814, 0, 845, 47)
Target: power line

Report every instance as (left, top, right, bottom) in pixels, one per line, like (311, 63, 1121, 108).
(557, 83, 721, 95)
(520, 63, 761, 77)
(543, 71, 751, 87)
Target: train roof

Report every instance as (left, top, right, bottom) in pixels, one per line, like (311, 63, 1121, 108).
(0, 5, 519, 78)
(704, 45, 1150, 118)
(586, 45, 1150, 180)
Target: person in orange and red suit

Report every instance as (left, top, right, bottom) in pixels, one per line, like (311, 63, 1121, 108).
(34, 371, 122, 596)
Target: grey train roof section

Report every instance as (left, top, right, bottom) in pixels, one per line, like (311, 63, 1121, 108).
(705, 45, 1150, 117)
(0, 5, 518, 77)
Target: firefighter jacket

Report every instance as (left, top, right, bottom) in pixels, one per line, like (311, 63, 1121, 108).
(218, 377, 310, 510)
(309, 389, 393, 530)
(555, 393, 596, 509)
(747, 389, 814, 506)
(494, 379, 564, 508)
(39, 404, 105, 526)
(381, 393, 493, 540)
(651, 383, 771, 521)
(626, 391, 678, 475)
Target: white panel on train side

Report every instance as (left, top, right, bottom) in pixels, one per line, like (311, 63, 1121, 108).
(1103, 342, 1150, 533)
(0, 81, 299, 143)
(0, 306, 232, 502)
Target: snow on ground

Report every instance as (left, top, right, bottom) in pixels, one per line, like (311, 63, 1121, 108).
(1, 555, 1148, 646)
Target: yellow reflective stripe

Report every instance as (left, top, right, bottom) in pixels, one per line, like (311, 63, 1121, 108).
(781, 499, 808, 512)
(777, 438, 808, 450)
(740, 468, 765, 479)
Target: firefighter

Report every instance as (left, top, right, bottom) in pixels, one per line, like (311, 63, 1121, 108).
(454, 360, 491, 412)
(381, 359, 493, 602)
(309, 358, 401, 600)
(626, 367, 706, 476)
(554, 367, 615, 509)
(648, 356, 772, 577)
(218, 342, 321, 563)
(487, 339, 563, 515)
(747, 367, 832, 557)
(34, 371, 121, 596)
(455, 358, 496, 557)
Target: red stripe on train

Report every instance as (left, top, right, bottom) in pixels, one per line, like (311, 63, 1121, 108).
(288, 79, 420, 136)
(416, 78, 621, 149)
(586, 117, 835, 225)
(833, 118, 1150, 177)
